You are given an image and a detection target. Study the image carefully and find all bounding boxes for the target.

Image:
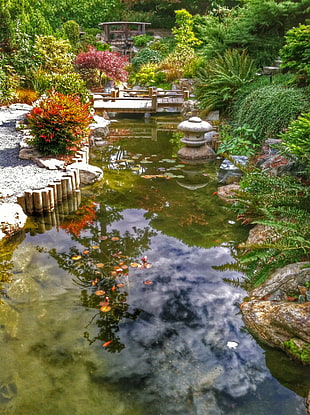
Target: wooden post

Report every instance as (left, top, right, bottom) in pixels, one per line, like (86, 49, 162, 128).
(183, 90, 190, 99)
(65, 171, 76, 191)
(24, 190, 34, 215)
(17, 194, 26, 212)
(47, 187, 55, 210)
(149, 87, 155, 97)
(152, 93, 157, 112)
(55, 181, 63, 203)
(41, 189, 50, 212)
(64, 176, 73, 196)
(61, 177, 68, 200)
(33, 190, 43, 214)
(48, 184, 57, 207)
(111, 89, 117, 102)
(73, 168, 80, 188)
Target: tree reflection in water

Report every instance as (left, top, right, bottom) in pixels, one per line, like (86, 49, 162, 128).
(43, 197, 156, 353)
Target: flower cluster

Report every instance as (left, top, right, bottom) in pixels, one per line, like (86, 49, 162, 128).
(26, 91, 92, 156)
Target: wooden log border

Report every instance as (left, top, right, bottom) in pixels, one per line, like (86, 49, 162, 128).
(16, 147, 87, 215)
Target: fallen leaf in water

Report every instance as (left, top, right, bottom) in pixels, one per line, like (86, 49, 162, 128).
(71, 255, 82, 261)
(130, 262, 140, 268)
(143, 280, 153, 285)
(91, 278, 99, 286)
(111, 237, 119, 241)
(99, 236, 108, 240)
(212, 191, 218, 195)
(118, 261, 125, 266)
(92, 245, 100, 250)
(110, 271, 117, 277)
(96, 263, 104, 268)
(121, 265, 128, 270)
(144, 263, 153, 269)
(140, 160, 153, 164)
(102, 340, 113, 347)
(111, 286, 116, 291)
(83, 250, 90, 255)
(100, 306, 111, 312)
(95, 290, 105, 296)
(99, 301, 109, 307)
(161, 159, 176, 163)
(117, 283, 125, 288)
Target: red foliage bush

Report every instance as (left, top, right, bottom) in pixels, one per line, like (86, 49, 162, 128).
(26, 91, 92, 156)
(75, 47, 128, 84)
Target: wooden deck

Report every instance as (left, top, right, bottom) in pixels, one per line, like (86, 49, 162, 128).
(91, 87, 189, 114)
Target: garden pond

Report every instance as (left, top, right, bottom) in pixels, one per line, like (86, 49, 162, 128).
(0, 116, 309, 415)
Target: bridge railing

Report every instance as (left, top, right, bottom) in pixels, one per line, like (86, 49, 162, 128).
(91, 87, 189, 112)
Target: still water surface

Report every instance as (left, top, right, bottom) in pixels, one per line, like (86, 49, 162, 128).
(0, 117, 308, 414)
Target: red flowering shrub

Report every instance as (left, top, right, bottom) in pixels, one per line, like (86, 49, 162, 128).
(26, 91, 93, 156)
(75, 47, 128, 86)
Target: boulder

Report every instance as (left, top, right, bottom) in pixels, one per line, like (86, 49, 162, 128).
(217, 183, 241, 203)
(19, 147, 42, 160)
(90, 114, 110, 138)
(241, 263, 310, 365)
(0, 203, 28, 241)
(242, 300, 310, 364)
(218, 155, 248, 184)
(68, 162, 103, 185)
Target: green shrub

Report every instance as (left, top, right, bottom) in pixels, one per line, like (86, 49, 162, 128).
(26, 91, 92, 156)
(231, 72, 297, 117)
(0, 64, 19, 105)
(149, 37, 176, 57)
(234, 85, 310, 142)
(280, 112, 310, 174)
(31, 70, 89, 103)
(195, 49, 256, 115)
(131, 48, 163, 71)
(217, 124, 260, 157)
(33, 35, 74, 74)
(280, 24, 310, 85)
(130, 63, 166, 87)
(133, 34, 154, 47)
(63, 20, 80, 49)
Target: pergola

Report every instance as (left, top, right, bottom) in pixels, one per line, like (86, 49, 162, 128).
(98, 21, 151, 49)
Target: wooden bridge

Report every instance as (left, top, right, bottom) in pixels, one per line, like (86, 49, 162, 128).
(91, 87, 190, 115)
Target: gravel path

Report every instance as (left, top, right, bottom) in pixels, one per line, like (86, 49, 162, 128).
(0, 107, 65, 204)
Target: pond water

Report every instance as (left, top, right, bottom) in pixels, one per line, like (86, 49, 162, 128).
(0, 116, 309, 415)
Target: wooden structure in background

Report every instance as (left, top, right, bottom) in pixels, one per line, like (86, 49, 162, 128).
(91, 87, 190, 115)
(98, 21, 151, 49)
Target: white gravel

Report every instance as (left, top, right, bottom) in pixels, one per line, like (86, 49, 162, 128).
(0, 107, 65, 204)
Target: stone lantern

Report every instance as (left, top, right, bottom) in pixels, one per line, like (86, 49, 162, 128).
(177, 116, 215, 162)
